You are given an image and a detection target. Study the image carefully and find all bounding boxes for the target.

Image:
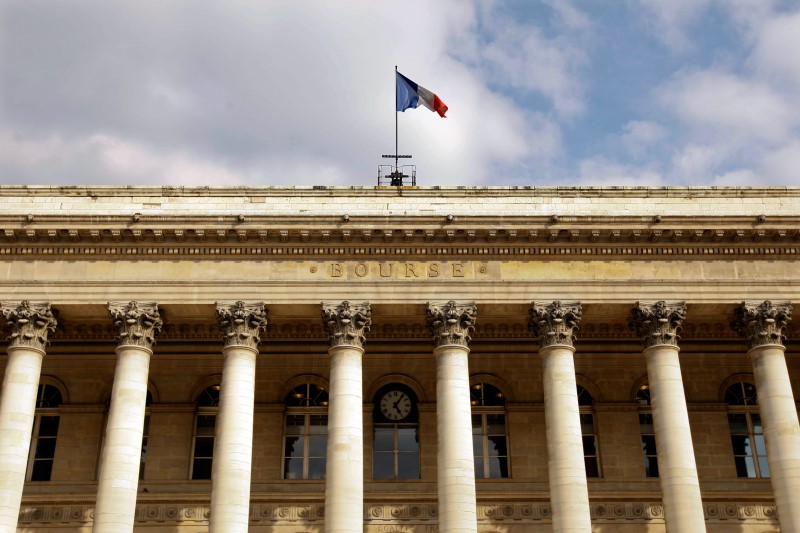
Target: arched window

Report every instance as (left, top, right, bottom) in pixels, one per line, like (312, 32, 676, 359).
(577, 385, 600, 478)
(27, 383, 63, 481)
(726, 380, 768, 478)
(470, 382, 509, 479)
(191, 384, 220, 480)
(636, 384, 658, 477)
(372, 384, 419, 479)
(283, 383, 328, 479)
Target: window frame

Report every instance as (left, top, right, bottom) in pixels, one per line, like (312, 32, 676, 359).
(26, 383, 63, 482)
(577, 385, 600, 478)
(372, 383, 420, 480)
(636, 384, 659, 478)
(725, 380, 768, 479)
(190, 384, 220, 480)
(470, 382, 510, 479)
(282, 383, 329, 480)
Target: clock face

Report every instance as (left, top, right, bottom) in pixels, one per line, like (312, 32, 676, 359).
(379, 389, 413, 421)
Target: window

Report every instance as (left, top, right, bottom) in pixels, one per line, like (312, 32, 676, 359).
(27, 384, 63, 481)
(470, 382, 509, 479)
(577, 386, 599, 478)
(726, 381, 769, 478)
(140, 390, 153, 480)
(373, 384, 419, 479)
(636, 384, 658, 477)
(283, 383, 328, 480)
(191, 384, 220, 480)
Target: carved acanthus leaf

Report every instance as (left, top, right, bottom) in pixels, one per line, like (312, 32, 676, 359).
(108, 301, 163, 349)
(215, 301, 268, 349)
(321, 301, 371, 349)
(731, 300, 792, 349)
(529, 300, 582, 348)
(630, 301, 687, 349)
(426, 300, 477, 348)
(1, 301, 58, 351)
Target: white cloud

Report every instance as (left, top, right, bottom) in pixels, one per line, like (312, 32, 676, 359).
(637, 0, 713, 51)
(577, 156, 664, 186)
(750, 10, 800, 88)
(762, 141, 800, 185)
(621, 120, 669, 158)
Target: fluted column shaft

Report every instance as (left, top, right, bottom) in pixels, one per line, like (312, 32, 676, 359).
(644, 344, 705, 531)
(631, 301, 705, 533)
(93, 302, 162, 533)
(531, 300, 590, 533)
(733, 300, 800, 531)
(0, 301, 57, 533)
(209, 301, 267, 533)
(322, 301, 371, 533)
(428, 301, 478, 533)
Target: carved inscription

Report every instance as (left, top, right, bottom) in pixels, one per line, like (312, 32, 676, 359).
(326, 262, 481, 279)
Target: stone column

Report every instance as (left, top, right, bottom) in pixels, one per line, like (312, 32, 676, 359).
(630, 301, 705, 533)
(530, 301, 591, 533)
(427, 301, 478, 533)
(209, 301, 268, 533)
(0, 301, 57, 532)
(732, 300, 800, 531)
(321, 301, 371, 533)
(93, 302, 162, 533)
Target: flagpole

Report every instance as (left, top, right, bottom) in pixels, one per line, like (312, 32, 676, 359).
(395, 65, 398, 171)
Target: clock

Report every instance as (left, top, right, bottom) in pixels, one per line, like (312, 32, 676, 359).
(379, 389, 413, 421)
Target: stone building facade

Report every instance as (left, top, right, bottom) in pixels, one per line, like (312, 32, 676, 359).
(1, 185, 798, 533)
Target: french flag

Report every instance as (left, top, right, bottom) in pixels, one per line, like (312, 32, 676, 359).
(396, 71, 448, 118)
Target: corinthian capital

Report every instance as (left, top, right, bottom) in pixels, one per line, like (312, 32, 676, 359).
(732, 300, 792, 349)
(108, 301, 163, 350)
(216, 301, 268, 350)
(2, 301, 58, 352)
(630, 301, 687, 349)
(322, 301, 371, 349)
(529, 300, 582, 349)
(426, 300, 477, 348)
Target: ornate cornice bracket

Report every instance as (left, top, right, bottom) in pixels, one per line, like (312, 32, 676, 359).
(732, 300, 792, 349)
(108, 301, 163, 350)
(321, 301, 371, 349)
(215, 301, 268, 350)
(529, 300, 582, 349)
(1, 300, 58, 352)
(630, 300, 687, 349)
(427, 300, 477, 348)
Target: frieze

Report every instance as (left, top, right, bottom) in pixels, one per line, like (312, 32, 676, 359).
(17, 500, 778, 526)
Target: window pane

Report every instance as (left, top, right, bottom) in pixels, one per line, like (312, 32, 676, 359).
(308, 435, 327, 457)
(373, 451, 394, 479)
(35, 438, 57, 458)
(38, 416, 60, 437)
(474, 456, 485, 478)
(285, 415, 304, 434)
(728, 414, 748, 433)
(731, 435, 752, 456)
(472, 415, 482, 434)
(30, 460, 54, 481)
(644, 457, 659, 477)
(734, 456, 756, 478)
(754, 435, 767, 455)
(488, 455, 509, 478)
(196, 415, 216, 435)
(486, 414, 506, 434)
(308, 458, 326, 479)
(642, 436, 657, 455)
(397, 452, 420, 479)
(758, 456, 770, 478)
(192, 458, 212, 480)
(487, 435, 507, 457)
(309, 415, 328, 434)
(194, 436, 214, 458)
(582, 436, 597, 456)
(397, 427, 418, 450)
(285, 436, 304, 458)
(751, 414, 763, 434)
(374, 427, 394, 451)
(473, 435, 483, 455)
(284, 458, 303, 479)
(584, 457, 599, 478)
(580, 414, 594, 434)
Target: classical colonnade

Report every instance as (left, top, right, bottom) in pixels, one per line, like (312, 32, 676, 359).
(0, 299, 799, 533)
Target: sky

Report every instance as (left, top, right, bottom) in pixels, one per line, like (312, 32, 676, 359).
(2, 0, 800, 187)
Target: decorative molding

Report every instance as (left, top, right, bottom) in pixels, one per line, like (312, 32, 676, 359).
(426, 300, 477, 348)
(629, 301, 687, 349)
(108, 301, 163, 350)
(732, 300, 793, 349)
(215, 301, 268, 350)
(17, 499, 778, 526)
(321, 301, 372, 349)
(1, 300, 58, 352)
(529, 300, 582, 348)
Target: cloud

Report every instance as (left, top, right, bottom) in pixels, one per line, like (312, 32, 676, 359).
(750, 10, 800, 88)
(621, 121, 669, 159)
(636, 0, 713, 51)
(577, 156, 664, 186)
(762, 141, 800, 185)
